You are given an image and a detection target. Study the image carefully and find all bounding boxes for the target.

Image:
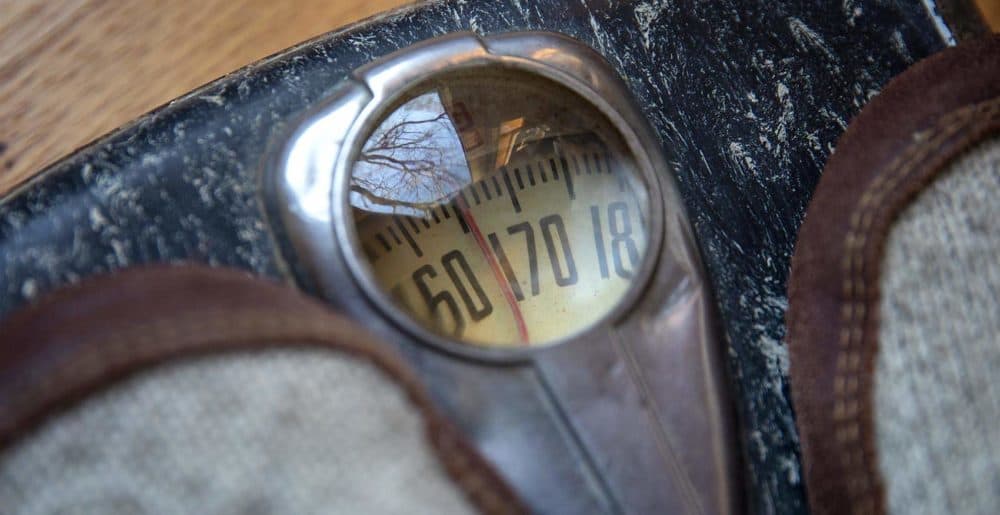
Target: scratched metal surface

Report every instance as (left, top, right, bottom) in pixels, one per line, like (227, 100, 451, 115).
(0, 1, 972, 513)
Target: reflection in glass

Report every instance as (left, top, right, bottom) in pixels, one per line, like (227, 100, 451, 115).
(351, 92, 470, 217)
(349, 68, 652, 348)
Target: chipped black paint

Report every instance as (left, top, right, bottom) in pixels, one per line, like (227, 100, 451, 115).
(0, 1, 975, 513)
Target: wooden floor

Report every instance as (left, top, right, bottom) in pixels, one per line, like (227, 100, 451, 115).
(0, 1, 996, 194)
(0, 0, 410, 194)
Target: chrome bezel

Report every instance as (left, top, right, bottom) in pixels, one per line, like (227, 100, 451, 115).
(270, 31, 669, 362)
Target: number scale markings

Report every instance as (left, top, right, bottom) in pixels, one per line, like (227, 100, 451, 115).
(355, 143, 646, 347)
(362, 144, 625, 262)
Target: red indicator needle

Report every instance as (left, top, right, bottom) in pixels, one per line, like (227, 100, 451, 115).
(455, 196, 530, 345)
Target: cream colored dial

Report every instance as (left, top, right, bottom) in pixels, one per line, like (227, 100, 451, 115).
(349, 69, 652, 348)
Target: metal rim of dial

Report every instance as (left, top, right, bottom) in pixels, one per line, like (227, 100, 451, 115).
(273, 31, 669, 362)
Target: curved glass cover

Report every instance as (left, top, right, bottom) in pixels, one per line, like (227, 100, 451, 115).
(348, 68, 652, 348)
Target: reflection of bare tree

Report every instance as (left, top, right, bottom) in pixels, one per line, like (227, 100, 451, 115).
(352, 109, 467, 213)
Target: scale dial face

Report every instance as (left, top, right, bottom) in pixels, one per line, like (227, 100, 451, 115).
(347, 68, 654, 349)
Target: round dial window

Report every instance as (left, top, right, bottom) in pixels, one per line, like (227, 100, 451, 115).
(347, 68, 654, 349)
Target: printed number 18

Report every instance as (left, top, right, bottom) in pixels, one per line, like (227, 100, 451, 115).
(591, 201, 640, 279)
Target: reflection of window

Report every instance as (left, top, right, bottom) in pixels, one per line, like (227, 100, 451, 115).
(351, 91, 472, 217)
(493, 117, 525, 171)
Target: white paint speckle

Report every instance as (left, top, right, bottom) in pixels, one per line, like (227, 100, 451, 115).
(348, 33, 378, 51)
(891, 30, 911, 61)
(81, 163, 94, 183)
(634, 1, 669, 51)
(842, 0, 863, 26)
(468, 14, 482, 33)
(819, 107, 848, 130)
(511, 0, 529, 18)
(728, 141, 758, 174)
(788, 17, 836, 62)
(750, 430, 767, 460)
(587, 12, 611, 56)
(111, 240, 129, 266)
(774, 83, 795, 154)
(200, 94, 225, 106)
(779, 456, 801, 484)
(140, 154, 163, 167)
(776, 83, 789, 99)
(238, 228, 255, 242)
(20, 279, 37, 299)
(89, 207, 108, 230)
(759, 329, 789, 376)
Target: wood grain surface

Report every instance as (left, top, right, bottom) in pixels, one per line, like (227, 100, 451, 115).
(0, 0, 410, 194)
(0, 0, 995, 195)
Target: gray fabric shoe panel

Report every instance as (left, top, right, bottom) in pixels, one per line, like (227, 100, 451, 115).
(876, 136, 1000, 515)
(0, 348, 475, 515)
